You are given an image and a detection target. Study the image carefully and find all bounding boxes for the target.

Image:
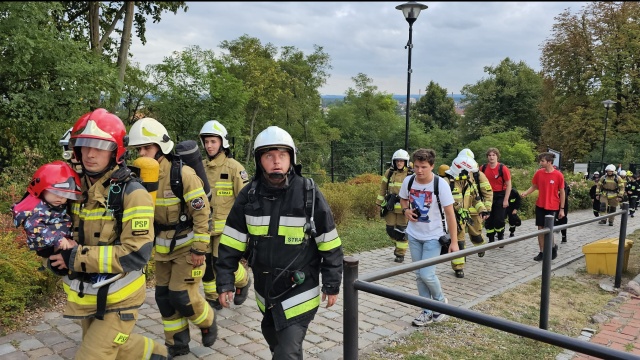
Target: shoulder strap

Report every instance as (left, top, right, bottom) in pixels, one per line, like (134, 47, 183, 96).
(407, 174, 415, 190)
(385, 168, 394, 192)
(303, 177, 316, 238)
(433, 175, 447, 233)
(481, 164, 486, 173)
(170, 156, 184, 203)
(472, 172, 485, 202)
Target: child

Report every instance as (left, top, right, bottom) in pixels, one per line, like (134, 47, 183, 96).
(11, 161, 123, 288)
(12, 161, 82, 260)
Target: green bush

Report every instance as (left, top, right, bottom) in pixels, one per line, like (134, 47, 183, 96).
(0, 228, 60, 328)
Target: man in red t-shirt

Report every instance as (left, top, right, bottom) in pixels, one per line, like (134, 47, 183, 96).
(520, 152, 566, 262)
(481, 148, 512, 245)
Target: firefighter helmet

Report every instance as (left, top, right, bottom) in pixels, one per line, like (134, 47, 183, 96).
(438, 164, 450, 177)
(70, 108, 127, 164)
(254, 126, 297, 166)
(605, 164, 616, 172)
(199, 120, 230, 150)
(392, 149, 410, 170)
(594, 171, 600, 176)
(447, 156, 478, 178)
(28, 161, 82, 200)
(619, 169, 627, 177)
(457, 148, 475, 159)
(128, 117, 174, 155)
(627, 170, 634, 177)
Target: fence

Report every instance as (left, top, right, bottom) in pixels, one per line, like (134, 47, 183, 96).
(342, 203, 637, 359)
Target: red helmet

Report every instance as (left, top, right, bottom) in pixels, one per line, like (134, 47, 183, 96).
(70, 108, 127, 164)
(28, 161, 82, 200)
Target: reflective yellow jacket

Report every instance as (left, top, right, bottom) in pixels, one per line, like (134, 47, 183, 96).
(376, 167, 411, 214)
(154, 156, 211, 259)
(204, 153, 250, 235)
(64, 166, 154, 318)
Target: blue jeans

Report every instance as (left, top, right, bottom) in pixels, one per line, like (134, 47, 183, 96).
(408, 234, 446, 315)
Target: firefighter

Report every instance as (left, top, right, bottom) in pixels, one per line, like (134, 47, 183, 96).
(626, 171, 638, 218)
(128, 117, 217, 357)
(48, 109, 169, 359)
(596, 164, 625, 226)
(199, 120, 252, 310)
(444, 155, 492, 278)
(216, 126, 343, 359)
(376, 149, 412, 263)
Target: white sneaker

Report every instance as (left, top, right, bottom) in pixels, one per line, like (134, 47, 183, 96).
(412, 311, 433, 326)
(91, 273, 125, 289)
(433, 297, 449, 322)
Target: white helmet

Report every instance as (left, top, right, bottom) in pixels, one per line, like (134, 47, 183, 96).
(594, 171, 600, 175)
(254, 126, 297, 165)
(392, 149, 410, 169)
(619, 169, 626, 176)
(605, 164, 616, 172)
(458, 148, 475, 159)
(128, 117, 174, 154)
(446, 156, 478, 178)
(199, 120, 229, 149)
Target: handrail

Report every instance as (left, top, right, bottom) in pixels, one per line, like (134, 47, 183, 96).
(343, 203, 633, 359)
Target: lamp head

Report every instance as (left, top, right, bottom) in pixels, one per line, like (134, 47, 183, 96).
(602, 99, 616, 109)
(396, 1, 428, 24)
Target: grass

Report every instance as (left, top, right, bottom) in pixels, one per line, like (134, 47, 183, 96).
(360, 229, 640, 360)
(338, 214, 391, 255)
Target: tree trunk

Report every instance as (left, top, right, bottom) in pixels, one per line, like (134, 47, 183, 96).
(88, 2, 100, 54)
(245, 106, 260, 165)
(113, 1, 135, 112)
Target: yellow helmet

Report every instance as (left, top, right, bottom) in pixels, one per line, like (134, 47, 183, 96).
(627, 170, 633, 176)
(438, 164, 450, 177)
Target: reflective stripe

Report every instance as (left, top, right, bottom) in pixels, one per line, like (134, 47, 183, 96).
(246, 215, 270, 236)
(215, 182, 233, 188)
(279, 217, 306, 227)
(235, 263, 247, 283)
(376, 195, 385, 201)
(282, 286, 321, 319)
(122, 206, 154, 222)
(314, 228, 342, 251)
(155, 232, 195, 254)
(155, 197, 181, 206)
(214, 220, 226, 232)
(63, 270, 145, 304)
(194, 233, 209, 244)
(203, 280, 216, 293)
(192, 301, 210, 325)
(396, 241, 409, 249)
(256, 292, 266, 312)
(220, 224, 248, 252)
(163, 317, 188, 332)
(381, 176, 388, 183)
(71, 203, 81, 215)
(99, 246, 114, 273)
(79, 208, 112, 221)
(142, 337, 153, 360)
(184, 187, 206, 202)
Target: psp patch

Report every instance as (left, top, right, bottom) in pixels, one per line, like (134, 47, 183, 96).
(240, 170, 248, 181)
(191, 197, 205, 211)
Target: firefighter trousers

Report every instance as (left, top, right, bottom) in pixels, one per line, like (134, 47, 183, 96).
(451, 214, 485, 271)
(385, 212, 408, 257)
(599, 195, 620, 224)
(76, 311, 169, 359)
(203, 234, 250, 301)
(155, 253, 214, 348)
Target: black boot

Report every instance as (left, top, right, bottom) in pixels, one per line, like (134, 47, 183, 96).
(201, 315, 218, 347)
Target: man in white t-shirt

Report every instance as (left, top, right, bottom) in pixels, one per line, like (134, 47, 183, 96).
(399, 148, 459, 327)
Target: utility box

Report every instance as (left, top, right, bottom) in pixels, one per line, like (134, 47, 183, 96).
(582, 238, 633, 276)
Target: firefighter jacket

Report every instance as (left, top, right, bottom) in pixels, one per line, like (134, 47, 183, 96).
(597, 174, 625, 199)
(376, 167, 411, 214)
(204, 153, 250, 235)
(62, 166, 155, 318)
(154, 156, 211, 259)
(448, 171, 493, 217)
(216, 172, 343, 331)
(507, 188, 522, 213)
(627, 179, 639, 198)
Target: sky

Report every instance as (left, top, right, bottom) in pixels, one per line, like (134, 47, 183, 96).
(129, 2, 589, 96)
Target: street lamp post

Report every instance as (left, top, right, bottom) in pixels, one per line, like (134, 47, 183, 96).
(396, 1, 427, 152)
(600, 99, 616, 172)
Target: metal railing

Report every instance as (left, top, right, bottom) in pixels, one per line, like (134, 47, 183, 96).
(343, 203, 638, 360)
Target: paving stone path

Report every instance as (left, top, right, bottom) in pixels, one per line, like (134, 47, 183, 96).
(1, 208, 639, 360)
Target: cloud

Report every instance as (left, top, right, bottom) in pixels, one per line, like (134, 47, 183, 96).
(129, 1, 588, 95)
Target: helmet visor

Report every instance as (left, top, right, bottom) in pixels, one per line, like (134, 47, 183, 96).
(73, 138, 117, 151)
(46, 189, 82, 200)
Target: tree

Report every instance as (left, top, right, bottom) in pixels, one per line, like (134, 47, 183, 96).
(460, 58, 544, 143)
(0, 2, 117, 171)
(146, 46, 248, 154)
(413, 81, 459, 130)
(55, 1, 188, 108)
